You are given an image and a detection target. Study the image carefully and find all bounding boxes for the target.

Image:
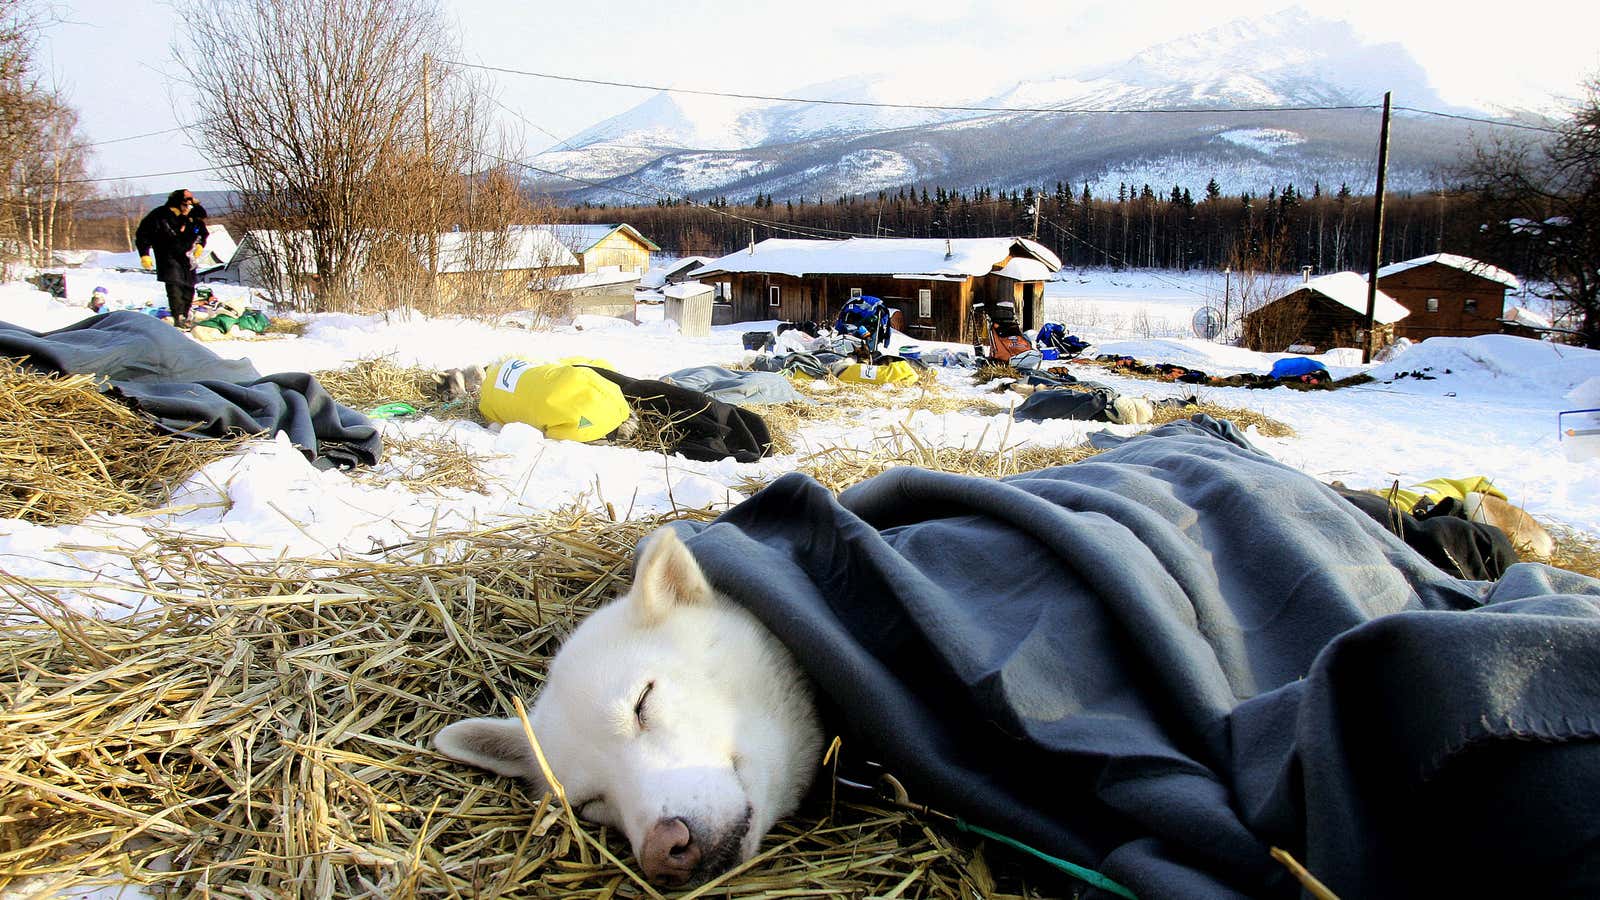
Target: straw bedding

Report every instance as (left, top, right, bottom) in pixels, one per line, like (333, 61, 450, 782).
(0, 359, 247, 526)
(0, 512, 1060, 898)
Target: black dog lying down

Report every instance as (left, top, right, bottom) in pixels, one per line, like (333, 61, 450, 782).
(442, 417, 1600, 897)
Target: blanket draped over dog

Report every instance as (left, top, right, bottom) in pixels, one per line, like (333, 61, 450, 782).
(677, 418, 1600, 898)
(0, 311, 381, 469)
(583, 366, 773, 463)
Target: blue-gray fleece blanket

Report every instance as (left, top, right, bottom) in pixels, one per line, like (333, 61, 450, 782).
(676, 418, 1600, 898)
(1, 311, 380, 469)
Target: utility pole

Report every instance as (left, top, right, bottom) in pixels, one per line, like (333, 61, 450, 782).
(1223, 267, 1231, 334)
(423, 53, 439, 303)
(1362, 91, 1392, 364)
(1032, 190, 1041, 240)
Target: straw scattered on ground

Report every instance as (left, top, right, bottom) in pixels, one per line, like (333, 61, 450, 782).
(0, 359, 247, 525)
(358, 431, 495, 495)
(0, 509, 1073, 899)
(264, 316, 308, 336)
(1547, 524, 1600, 580)
(1150, 401, 1295, 438)
(312, 357, 483, 421)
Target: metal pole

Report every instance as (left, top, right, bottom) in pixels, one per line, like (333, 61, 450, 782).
(1363, 90, 1392, 364)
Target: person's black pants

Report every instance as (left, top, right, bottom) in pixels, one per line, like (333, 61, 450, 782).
(164, 280, 195, 324)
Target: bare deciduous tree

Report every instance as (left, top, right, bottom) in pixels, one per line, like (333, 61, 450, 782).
(177, 0, 549, 314)
(3, 0, 93, 270)
(1459, 77, 1600, 347)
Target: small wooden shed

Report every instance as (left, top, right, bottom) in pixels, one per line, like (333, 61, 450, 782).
(555, 224, 660, 274)
(1243, 271, 1409, 352)
(1376, 254, 1520, 341)
(689, 237, 1061, 343)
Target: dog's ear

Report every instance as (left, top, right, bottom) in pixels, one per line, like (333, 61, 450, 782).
(429, 372, 447, 387)
(631, 528, 712, 625)
(434, 717, 547, 786)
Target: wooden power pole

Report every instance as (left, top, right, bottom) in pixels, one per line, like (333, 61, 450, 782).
(1362, 91, 1392, 364)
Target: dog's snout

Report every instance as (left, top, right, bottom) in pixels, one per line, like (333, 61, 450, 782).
(641, 817, 701, 886)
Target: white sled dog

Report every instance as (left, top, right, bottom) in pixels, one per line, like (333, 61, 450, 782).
(434, 529, 824, 887)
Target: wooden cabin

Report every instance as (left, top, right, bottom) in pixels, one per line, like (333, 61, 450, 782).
(1243, 271, 1409, 352)
(689, 237, 1061, 343)
(556, 224, 660, 274)
(1377, 254, 1520, 341)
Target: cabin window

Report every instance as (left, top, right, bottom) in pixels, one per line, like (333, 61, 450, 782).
(718, 282, 731, 300)
(769, 286, 780, 308)
(850, 287, 862, 298)
(1426, 298, 1440, 313)
(1464, 297, 1478, 313)
(918, 289, 932, 319)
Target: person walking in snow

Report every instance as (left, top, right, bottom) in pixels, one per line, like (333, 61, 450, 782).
(135, 189, 209, 327)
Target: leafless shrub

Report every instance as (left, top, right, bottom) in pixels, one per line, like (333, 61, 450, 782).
(176, 0, 553, 317)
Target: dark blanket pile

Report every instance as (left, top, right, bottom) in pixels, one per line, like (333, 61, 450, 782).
(1, 311, 381, 469)
(677, 417, 1600, 898)
(583, 366, 773, 463)
(1334, 486, 1518, 581)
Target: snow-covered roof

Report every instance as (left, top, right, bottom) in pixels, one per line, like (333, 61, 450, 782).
(553, 223, 661, 254)
(661, 281, 713, 299)
(231, 228, 578, 276)
(995, 257, 1056, 281)
(546, 266, 641, 291)
(1502, 305, 1552, 329)
(1377, 253, 1520, 290)
(691, 237, 1062, 280)
(436, 228, 578, 273)
(1277, 271, 1410, 324)
(198, 224, 238, 270)
(640, 256, 712, 289)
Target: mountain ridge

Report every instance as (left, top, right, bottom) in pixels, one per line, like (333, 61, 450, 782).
(530, 7, 1531, 204)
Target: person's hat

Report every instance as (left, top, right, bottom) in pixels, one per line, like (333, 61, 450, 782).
(92, 286, 109, 296)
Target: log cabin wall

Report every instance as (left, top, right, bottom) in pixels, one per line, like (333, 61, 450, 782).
(1379, 264, 1509, 340)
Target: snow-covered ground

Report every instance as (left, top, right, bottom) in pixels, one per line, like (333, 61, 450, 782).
(4, 267, 1599, 624)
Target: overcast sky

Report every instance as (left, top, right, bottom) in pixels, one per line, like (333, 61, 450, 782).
(40, 0, 1600, 196)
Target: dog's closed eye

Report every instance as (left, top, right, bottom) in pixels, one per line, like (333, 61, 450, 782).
(634, 681, 655, 729)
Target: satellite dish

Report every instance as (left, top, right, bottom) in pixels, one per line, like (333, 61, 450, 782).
(1192, 306, 1224, 340)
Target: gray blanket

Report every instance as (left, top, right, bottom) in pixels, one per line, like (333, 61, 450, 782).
(677, 417, 1600, 898)
(1, 311, 381, 469)
(662, 365, 806, 405)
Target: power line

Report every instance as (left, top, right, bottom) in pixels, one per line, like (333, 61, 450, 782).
(445, 58, 1378, 116)
(464, 143, 880, 240)
(444, 58, 1565, 134)
(64, 124, 195, 152)
(1042, 216, 1215, 300)
(21, 163, 242, 190)
(1392, 106, 1561, 135)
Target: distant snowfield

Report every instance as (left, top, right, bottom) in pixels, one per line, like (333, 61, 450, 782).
(2, 267, 1598, 626)
(1214, 127, 1306, 153)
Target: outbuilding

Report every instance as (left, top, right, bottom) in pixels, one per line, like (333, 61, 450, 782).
(1376, 253, 1520, 341)
(1243, 271, 1409, 352)
(689, 237, 1061, 342)
(555, 224, 660, 275)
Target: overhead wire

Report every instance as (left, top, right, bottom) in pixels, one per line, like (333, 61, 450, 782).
(444, 58, 1564, 134)
(461, 143, 882, 240)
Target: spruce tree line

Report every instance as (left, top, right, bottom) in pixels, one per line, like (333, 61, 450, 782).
(565, 180, 1492, 278)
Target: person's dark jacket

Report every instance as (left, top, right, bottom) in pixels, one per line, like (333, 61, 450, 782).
(135, 203, 209, 286)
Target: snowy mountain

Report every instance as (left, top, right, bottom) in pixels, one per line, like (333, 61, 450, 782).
(530, 7, 1525, 204)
